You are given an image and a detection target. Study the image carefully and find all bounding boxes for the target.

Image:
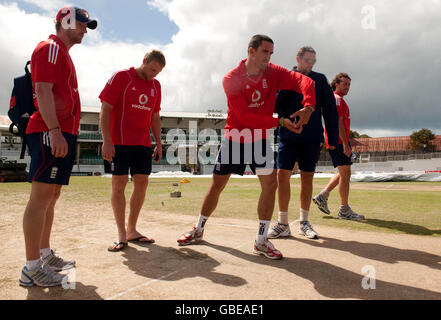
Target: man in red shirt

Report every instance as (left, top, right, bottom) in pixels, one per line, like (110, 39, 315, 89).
(177, 35, 316, 260)
(100, 50, 165, 252)
(20, 6, 97, 287)
(313, 73, 365, 221)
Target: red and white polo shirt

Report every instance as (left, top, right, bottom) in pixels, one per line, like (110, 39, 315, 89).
(27, 34, 81, 135)
(99, 67, 161, 147)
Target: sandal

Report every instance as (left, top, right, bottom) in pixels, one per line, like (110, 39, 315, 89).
(108, 241, 128, 252)
(128, 236, 155, 244)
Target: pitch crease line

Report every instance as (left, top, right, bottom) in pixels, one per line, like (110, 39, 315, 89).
(106, 240, 251, 300)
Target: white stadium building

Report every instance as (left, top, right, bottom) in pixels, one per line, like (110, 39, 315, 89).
(1, 109, 441, 180)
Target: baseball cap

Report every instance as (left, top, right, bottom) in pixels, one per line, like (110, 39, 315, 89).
(56, 6, 98, 30)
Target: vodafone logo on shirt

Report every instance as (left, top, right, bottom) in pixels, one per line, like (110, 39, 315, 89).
(139, 94, 149, 105)
(251, 90, 262, 103)
(132, 94, 151, 111)
(249, 90, 265, 108)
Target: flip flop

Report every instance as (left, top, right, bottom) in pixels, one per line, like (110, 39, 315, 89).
(108, 241, 128, 252)
(128, 236, 155, 244)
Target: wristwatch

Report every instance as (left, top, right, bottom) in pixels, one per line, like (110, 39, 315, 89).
(279, 117, 284, 127)
(305, 105, 314, 113)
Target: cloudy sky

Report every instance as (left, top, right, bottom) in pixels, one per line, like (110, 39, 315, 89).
(1, 0, 440, 137)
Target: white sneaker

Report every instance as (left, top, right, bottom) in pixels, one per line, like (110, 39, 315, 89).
(267, 222, 291, 239)
(177, 227, 204, 246)
(313, 194, 330, 215)
(253, 240, 283, 260)
(298, 221, 319, 239)
(19, 264, 66, 287)
(338, 207, 365, 221)
(42, 250, 75, 272)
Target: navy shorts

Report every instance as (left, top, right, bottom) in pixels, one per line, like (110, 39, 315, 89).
(328, 143, 352, 168)
(27, 132, 77, 185)
(213, 138, 276, 175)
(277, 139, 321, 172)
(111, 145, 152, 176)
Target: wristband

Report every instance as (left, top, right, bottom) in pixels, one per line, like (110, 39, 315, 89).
(49, 126, 60, 132)
(279, 117, 284, 127)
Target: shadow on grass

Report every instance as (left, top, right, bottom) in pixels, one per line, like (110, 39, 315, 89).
(121, 242, 247, 288)
(204, 242, 441, 300)
(322, 216, 441, 236)
(290, 236, 441, 271)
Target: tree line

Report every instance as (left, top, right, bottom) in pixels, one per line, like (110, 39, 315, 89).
(349, 128, 437, 152)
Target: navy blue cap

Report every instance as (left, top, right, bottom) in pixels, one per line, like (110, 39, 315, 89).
(56, 6, 97, 30)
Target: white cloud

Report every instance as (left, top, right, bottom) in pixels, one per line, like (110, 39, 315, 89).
(71, 41, 162, 108)
(23, 0, 66, 14)
(1, 0, 441, 137)
(0, 3, 53, 109)
(152, 0, 441, 135)
(0, 2, 161, 111)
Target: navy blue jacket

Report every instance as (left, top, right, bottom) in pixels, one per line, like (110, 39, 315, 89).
(275, 68, 339, 146)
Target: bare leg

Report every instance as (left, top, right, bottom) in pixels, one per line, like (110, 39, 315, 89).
(325, 172, 340, 193)
(111, 175, 129, 243)
(200, 173, 231, 217)
(127, 174, 149, 239)
(40, 185, 62, 250)
(277, 169, 292, 213)
(300, 171, 314, 211)
(23, 182, 57, 261)
(177, 173, 231, 245)
(337, 165, 351, 206)
(257, 170, 278, 221)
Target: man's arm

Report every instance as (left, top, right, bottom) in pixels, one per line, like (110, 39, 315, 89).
(35, 82, 67, 158)
(274, 90, 303, 134)
(223, 76, 300, 133)
(227, 92, 299, 133)
(279, 69, 316, 109)
(100, 101, 114, 162)
(338, 116, 351, 157)
(321, 77, 339, 150)
(151, 112, 162, 162)
(278, 69, 316, 129)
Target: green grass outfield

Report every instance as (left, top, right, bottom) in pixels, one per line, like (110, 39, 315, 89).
(2, 176, 440, 237)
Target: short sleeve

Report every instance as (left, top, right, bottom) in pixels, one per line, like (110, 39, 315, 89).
(99, 71, 126, 107)
(334, 95, 344, 117)
(31, 43, 60, 84)
(153, 80, 161, 113)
